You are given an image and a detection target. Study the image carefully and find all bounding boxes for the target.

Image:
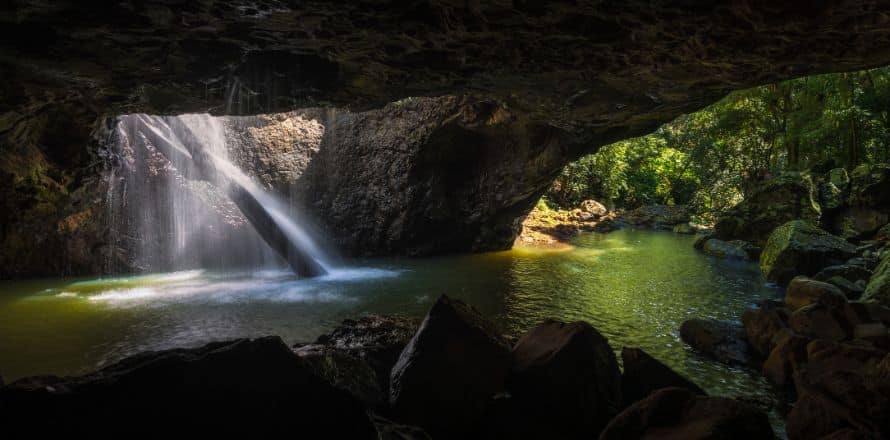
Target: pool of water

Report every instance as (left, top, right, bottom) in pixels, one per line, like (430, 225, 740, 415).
(0, 229, 782, 421)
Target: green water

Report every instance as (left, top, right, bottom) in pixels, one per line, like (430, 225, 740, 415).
(0, 229, 780, 412)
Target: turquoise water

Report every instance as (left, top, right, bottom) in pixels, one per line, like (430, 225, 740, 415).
(0, 229, 781, 417)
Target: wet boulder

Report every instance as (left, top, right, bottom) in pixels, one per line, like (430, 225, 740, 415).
(0, 337, 376, 437)
(389, 295, 511, 434)
(701, 238, 759, 260)
(760, 220, 858, 286)
(680, 319, 751, 365)
(864, 252, 890, 307)
(620, 347, 705, 405)
(741, 299, 790, 358)
(715, 172, 821, 246)
(294, 344, 384, 406)
(785, 276, 848, 311)
(599, 387, 774, 440)
(508, 320, 622, 439)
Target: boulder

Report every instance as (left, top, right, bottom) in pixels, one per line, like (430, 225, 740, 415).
(599, 387, 774, 440)
(786, 341, 890, 440)
(760, 220, 858, 286)
(826, 276, 865, 299)
(863, 252, 890, 307)
(819, 181, 844, 211)
(827, 207, 890, 240)
(741, 300, 789, 358)
(814, 264, 873, 284)
(828, 167, 851, 190)
(762, 331, 810, 386)
(701, 238, 760, 260)
(311, 314, 418, 393)
(621, 204, 690, 228)
(679, 319, 751, 365)
(715, 172, 821, 246)
(789, 304, 849, 342)
(509, 320, 621, 438)
(580, 199, 608, 217)
(0, 337, 376, 437)
(848, 163, 890, 208)
(294, 344, 384, 406)
(785, 276, 848, 311)
(620, 347, 705, 406)
(389, 295, 511, 434)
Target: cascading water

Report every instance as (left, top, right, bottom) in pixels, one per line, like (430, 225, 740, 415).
(109, 113, 329, 277)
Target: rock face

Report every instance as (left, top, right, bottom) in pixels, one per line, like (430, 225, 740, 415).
(760, 221, 858, 286)
(0, 336, 376, 437)
(5, 3, 890, 276)
(620, 347, 705, 406)
(599, 387, 774, 440)
(506, 320, 622, 439)
(680, 319, 752, 366)
(389, 295, 511, 434)
(715, 172, 821, 246)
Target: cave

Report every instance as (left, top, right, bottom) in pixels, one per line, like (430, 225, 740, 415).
(2, 2, 890, 439)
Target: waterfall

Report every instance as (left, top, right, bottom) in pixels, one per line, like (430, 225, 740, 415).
(110, 113, 329, 277)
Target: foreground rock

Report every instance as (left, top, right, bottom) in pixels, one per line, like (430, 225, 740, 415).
(715, 172, 821, 246)
(680, 319, 752, 365)
(599, 387, 774, 440)
(505, 320, 622, 439)
(0, 337, 376, 437)
(786, 340, 890, 440)
(389, 295, 511, 434)
(620, 347, 705, 405)
(760, 220, 858, 286)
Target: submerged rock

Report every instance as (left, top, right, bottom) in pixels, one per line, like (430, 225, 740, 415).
(389, 295, 511, 434)
(599, 387, 774, 440)
(620, 347, 705, 406)
(0, 336, 376, 437)
(507, 319, 621, 439)
(715, 172, 821, 246)
(760, 220, 858, 286)
(679, 319, 751, 366)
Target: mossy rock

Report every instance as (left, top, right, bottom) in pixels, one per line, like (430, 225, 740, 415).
(760, 220, 858, 286)
(864, 252, 890, 307)
(714, 172, 821, 246)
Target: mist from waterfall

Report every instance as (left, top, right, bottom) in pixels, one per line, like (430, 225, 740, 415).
(108, 113, 330, 275)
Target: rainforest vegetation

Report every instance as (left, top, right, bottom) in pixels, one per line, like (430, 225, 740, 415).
(546, 66, 890, 221)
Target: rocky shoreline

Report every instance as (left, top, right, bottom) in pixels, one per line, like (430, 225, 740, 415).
(516, 200, 703, 248)
(1, 296, 774, 439)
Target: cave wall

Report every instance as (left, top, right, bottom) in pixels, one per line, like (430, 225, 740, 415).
(4, 1, 890, 276)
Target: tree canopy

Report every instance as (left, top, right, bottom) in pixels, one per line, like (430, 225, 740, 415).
(546, 66, 890, 221)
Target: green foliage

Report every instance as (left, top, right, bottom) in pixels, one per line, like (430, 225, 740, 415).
(547, 65, 890, 220)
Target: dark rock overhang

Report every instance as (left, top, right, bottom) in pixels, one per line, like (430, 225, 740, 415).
(3, 1, 890, 144)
